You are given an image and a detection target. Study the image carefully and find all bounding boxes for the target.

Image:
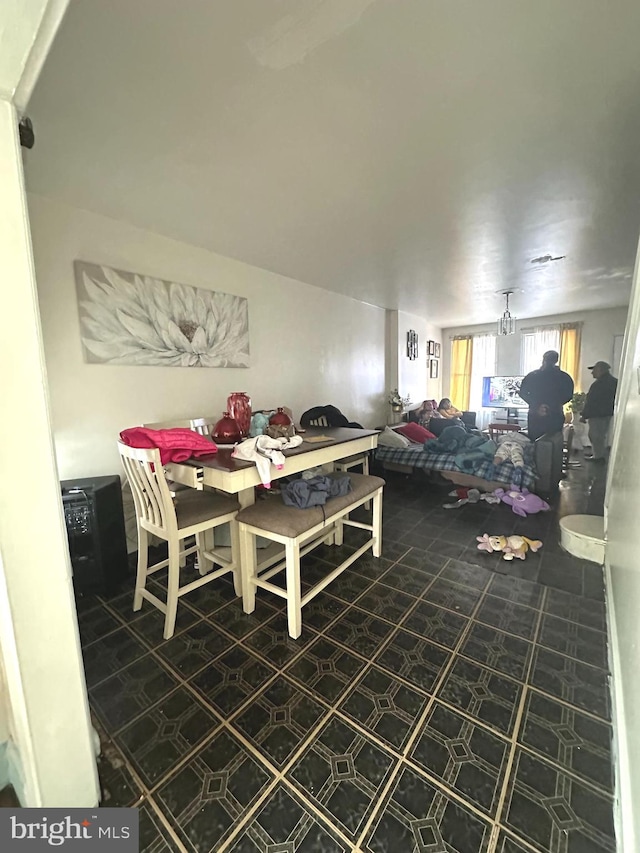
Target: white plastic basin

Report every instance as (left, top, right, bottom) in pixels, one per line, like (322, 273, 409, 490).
(559, 514, 605, 564)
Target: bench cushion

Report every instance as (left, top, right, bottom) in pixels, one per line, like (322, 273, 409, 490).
(237, 473, 385, 539)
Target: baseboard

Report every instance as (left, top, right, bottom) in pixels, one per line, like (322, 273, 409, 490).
(604, 559, 634, 852)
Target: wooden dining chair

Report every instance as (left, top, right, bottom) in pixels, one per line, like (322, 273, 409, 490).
(118, 441, 241, 638)
(142, 418, 194, 430)
(488, 422, 523, 441)
(190, 417, 218, 436)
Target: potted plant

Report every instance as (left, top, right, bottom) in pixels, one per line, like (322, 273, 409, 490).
(567, 391, 588, 447)
(568, 392, 586, 414)
(388, 389, 411, 413)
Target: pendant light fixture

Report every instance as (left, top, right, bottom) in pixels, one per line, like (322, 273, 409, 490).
(497, 290, 516, 336)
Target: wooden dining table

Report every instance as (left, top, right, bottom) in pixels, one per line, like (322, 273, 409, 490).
(165, 426, 379, 508)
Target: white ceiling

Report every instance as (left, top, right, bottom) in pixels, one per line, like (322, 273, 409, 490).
(25, 0, 640, 326)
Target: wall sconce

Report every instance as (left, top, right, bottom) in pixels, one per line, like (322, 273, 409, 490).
(407, 330, 418, 360)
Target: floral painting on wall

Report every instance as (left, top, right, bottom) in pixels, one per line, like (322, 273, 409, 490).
(73, 261, 249, 367)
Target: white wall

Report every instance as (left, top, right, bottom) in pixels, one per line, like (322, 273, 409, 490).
(442, 307, 629, 395)
(398, 310, 443, 405)
(604, 239, 640, 853)
(28, 195, 387, 479)
(386, 309, 442, 410)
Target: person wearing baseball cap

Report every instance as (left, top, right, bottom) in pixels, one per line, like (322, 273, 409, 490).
(580, 361, 618, 462)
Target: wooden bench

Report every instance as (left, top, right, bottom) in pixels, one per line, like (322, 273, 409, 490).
(237, 473, 385, 638)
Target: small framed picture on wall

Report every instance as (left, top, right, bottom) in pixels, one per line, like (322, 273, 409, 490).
(428, 340, 435, 356)
(435, 342, 441, 358)
(430, 359, 439, 379)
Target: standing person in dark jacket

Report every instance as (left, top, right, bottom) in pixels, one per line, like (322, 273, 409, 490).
(581, 361, 618, 462)
(519, 350, 574, 441)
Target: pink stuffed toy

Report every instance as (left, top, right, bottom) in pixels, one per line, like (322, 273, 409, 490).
(494, 485, 549, 518)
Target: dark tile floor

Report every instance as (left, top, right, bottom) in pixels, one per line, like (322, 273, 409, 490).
(78, 454, 614, 852)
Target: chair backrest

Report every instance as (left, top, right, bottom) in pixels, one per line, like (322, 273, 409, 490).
(489, 423, 522, 440)
(117, 441, 176, 533)
(300, 405, 362, 429)
(308, 414, 329, 427)
(143, 419, 193, 430)
(190, 417, 217, 436)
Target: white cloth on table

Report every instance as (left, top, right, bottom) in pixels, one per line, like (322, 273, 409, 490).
(232, 435, 303, 487)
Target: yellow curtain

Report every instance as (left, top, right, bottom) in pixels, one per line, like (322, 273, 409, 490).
(450, 336, 473, 410)
(560, 323, 582, 392)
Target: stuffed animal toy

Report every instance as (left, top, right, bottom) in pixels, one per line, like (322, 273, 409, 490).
(476, 533, 543, 560)
(494, 485, 550, 517)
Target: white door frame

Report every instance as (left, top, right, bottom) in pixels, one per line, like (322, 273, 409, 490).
(0, 0, 99, 806)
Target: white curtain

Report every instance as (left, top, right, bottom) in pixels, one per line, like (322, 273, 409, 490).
(469, 334, 497, 429)
(521, 327, 561, 375)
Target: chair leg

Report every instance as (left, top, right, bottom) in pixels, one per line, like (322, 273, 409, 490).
(195, 531, 213, 577)
(334, 517, 344, 547)
(363, 454, 371, 510)
(133, 527, 149, 611)
(229, 520, 242, 597)
(164, 539, 180, 639)
(285, 540, 302, 639)
(372, 489, 383, 558)
(240, 524, 257, 614)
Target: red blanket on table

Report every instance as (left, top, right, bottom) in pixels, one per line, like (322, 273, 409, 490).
(120, 427, 217, 465)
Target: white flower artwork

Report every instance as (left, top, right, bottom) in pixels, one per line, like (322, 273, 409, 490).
(74, 261, 249, 367)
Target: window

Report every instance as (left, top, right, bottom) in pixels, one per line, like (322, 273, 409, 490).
(521, 327, 561, 375)
(469, 334, 497, 414)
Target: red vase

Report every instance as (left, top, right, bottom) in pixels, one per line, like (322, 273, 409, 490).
(212, 412, 241, 444)
(227, 392, 252, 437)
(269, 407, 291, 426)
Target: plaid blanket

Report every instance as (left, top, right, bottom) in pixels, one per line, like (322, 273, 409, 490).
(375, 443, 537, 490)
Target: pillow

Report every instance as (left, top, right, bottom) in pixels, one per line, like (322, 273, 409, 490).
(378, 426, 412, 447)
(396, 422, 436, 443)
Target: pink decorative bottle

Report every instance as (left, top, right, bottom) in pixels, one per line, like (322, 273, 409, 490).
(212, 412, 241, 444)
(227, 392, 252, 438)
(269, 407, 292, 426)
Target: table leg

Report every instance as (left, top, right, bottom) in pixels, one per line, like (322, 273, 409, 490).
(238, 487, 255, 509)
(237, 487, 256, 606)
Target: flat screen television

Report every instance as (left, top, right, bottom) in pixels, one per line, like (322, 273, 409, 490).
(481, 375, 525, 409)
